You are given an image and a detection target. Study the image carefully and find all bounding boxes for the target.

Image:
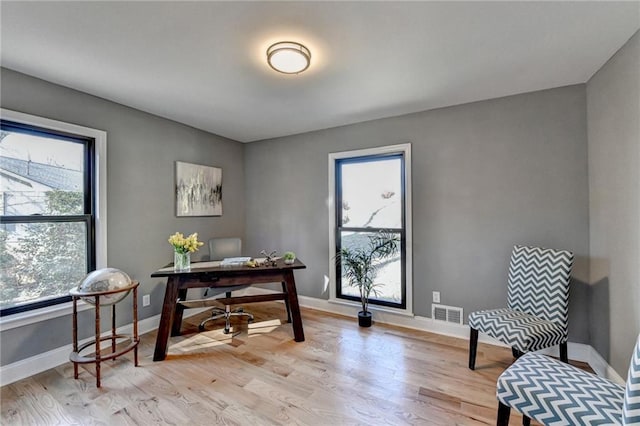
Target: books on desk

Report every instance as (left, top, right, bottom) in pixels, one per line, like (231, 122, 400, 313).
(220, 257, 251, 266)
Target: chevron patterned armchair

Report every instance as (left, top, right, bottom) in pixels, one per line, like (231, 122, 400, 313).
(468, 245, 574, 370)
(496, 333, 640, 425)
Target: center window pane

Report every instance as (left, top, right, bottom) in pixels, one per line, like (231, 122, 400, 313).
(336, 151, 406, 309)
(340, 158, 401, 228)
(339, 230, 402, 304)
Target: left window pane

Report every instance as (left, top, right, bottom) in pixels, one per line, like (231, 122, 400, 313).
(1, 117, 95, 315)
(1, 221, 87, 309)
(0, 131, 84, 216)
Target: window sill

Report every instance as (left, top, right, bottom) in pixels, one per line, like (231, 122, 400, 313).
(328, 297, 414, 317)
(0, 300, 93, 331)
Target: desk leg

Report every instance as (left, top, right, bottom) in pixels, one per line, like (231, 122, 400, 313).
(153, 277, 179, 361)
(283, 271, 305, 342)
(172, 288, 188, 336)
(281, 281, 292, 323)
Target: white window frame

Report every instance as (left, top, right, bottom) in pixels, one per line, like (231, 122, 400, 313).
(328, 143, 413, 315)
(0, 108, 107, 330)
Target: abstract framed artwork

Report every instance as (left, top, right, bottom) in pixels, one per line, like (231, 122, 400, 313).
(175, 161, 222, 217)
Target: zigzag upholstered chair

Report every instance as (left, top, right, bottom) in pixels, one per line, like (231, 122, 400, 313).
(468, 245, 574, 370)
(496, 333, 640, 425)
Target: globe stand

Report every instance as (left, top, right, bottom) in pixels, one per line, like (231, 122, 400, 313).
(69, 281, 140, 387)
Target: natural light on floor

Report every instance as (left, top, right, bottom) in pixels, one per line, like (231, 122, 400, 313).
(168, 330, 233, 354)
(167, 319, 284, 354)
(248, 319, 283, 337)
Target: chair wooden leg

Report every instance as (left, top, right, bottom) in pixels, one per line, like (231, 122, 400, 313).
(512, 347, 524, 359)
(560, 342, 568, 363)
(469, 328, 479, 370)
(497, 402, 511, 426)
(522, 415, 531, 426)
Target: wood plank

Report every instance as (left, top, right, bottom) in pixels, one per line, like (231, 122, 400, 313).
(1, 303, 591, 425)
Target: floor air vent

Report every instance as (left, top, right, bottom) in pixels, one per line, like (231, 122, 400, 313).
(432, 304, 463, 325)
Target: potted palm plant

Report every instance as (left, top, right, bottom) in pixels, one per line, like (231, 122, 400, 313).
(335, 231, 400, 327)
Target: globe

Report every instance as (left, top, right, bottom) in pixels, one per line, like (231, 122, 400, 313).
(77, 268, 132, 305)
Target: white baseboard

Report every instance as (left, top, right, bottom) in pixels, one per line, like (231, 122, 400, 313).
(533, 342, 623, 384)
(0, 291, 625, 386)
(0, 306, 209, 386)
(586, 344, 626, 384)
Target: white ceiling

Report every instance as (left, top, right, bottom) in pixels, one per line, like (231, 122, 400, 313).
(1, 1, 639, 143)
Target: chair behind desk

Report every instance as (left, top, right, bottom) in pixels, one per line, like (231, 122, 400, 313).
(199, 237, 253, 333)
(209, 238, 242, 262)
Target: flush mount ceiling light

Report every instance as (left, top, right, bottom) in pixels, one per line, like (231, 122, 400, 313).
(266, 41, 311, 74)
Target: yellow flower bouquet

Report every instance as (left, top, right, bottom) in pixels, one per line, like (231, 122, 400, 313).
(168, 232, 204, 271)
(168, 232, 204, 254)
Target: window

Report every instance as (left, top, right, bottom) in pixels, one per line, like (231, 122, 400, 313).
(329, 144, 412, 313)
(0, 110, 106, 318)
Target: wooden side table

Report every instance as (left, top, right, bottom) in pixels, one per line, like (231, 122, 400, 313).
(69, 281, 140, 387)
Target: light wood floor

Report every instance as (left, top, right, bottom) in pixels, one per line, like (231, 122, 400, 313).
(1, 303, 590, 425)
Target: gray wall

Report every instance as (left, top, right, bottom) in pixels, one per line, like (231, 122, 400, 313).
(0, 68, 245, 365)
(245, 85, 591, 344)
(4, 41, 637, 374)
(587, 30, 640, 375)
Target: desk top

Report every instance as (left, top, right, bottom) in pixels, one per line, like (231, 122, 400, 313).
(151, 258, 306, 278)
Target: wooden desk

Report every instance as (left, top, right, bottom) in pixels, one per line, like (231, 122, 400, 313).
(150, 258, 306, 361)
